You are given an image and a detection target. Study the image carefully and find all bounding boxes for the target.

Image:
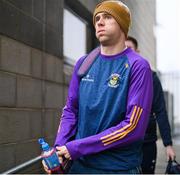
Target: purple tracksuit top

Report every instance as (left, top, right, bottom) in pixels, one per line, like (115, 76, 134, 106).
(54, 48, 153, 169)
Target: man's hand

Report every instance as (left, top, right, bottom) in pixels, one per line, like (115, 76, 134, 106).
(166, 145, 176, 161)
(56, 146, 72, 160)
(42, 149, 64, 174)
(42, 160, 51, 174)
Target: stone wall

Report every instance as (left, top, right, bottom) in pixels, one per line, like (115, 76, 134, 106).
(0, 0, 64, 173)
(0, 35, 63, 173)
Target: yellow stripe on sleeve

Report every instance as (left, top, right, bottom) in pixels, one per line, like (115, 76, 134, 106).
(100, 106, 137, 140)
(102, 107, 141, 143)
(103, 108, 143, 146)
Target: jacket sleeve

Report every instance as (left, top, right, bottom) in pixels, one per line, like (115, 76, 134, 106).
(54, 57, 85, 147)
(153, 72, 173, 146)
(66, 61, 153, 160)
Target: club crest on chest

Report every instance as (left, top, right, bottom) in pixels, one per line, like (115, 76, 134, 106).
(108, 73, 120, 88)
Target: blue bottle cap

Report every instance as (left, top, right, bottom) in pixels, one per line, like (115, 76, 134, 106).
(38, 138, 50, 151)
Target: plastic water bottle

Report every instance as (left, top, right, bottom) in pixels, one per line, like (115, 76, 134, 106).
(38, 138, 61, 173)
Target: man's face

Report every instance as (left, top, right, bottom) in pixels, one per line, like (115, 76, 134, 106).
(94, 12, 123, 45)
(125, 40, 137, 51)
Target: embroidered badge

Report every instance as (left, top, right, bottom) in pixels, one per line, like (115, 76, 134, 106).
(108, 73, 120, 88)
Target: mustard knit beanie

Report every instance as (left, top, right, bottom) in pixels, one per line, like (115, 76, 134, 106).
(93, 0, 131, 37)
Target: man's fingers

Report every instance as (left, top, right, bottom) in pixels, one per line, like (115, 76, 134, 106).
(56, 146, 61, 150)
(42, 160, 51, 174)
(64, 153, 71, 160)
(171, 155, 176, 161)
(167, 155, 176, 161)
(57, 151, 71, 160)
(42, 160, 48, 169)
(56, 146, 72, 160)
(58, 156, 63, 163)
(57, 150, 65, 156)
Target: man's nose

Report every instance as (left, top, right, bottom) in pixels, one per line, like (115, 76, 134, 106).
(97, 17, 104, 26)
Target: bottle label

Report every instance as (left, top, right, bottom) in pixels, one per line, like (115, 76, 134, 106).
(42, 149, 60, 170)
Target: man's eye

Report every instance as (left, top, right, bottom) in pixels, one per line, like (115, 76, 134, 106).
(105, 15, 111, 19)
(95, 16, 100, 22)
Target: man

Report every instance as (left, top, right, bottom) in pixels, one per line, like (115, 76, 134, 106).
(43, 1, 153, 173)
(125, 36, 176, 174)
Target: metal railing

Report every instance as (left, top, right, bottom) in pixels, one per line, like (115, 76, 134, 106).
(2, 156, 41, 174)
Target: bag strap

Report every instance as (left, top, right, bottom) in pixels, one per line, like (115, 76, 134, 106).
(174, 159, 180, 165)
(77, 47, 100, 77)
(165, 159, 173, 174)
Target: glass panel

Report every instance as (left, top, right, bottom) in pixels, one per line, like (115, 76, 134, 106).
(63, 9, 87, 65)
